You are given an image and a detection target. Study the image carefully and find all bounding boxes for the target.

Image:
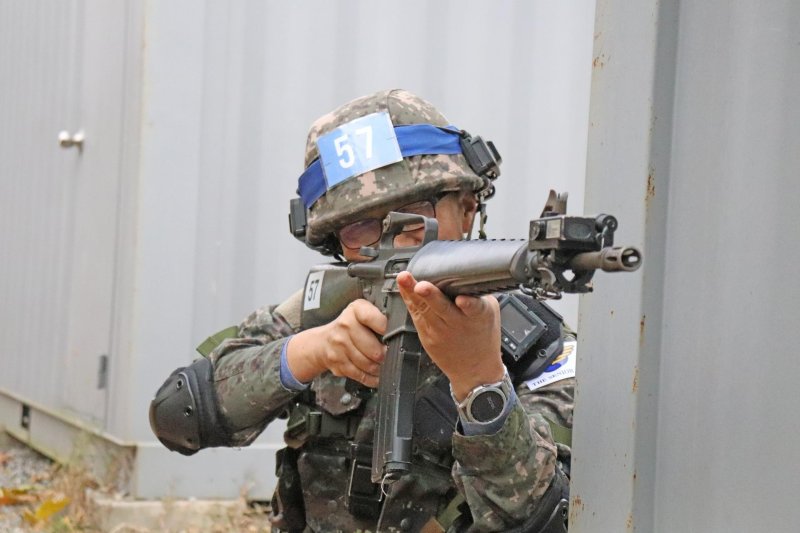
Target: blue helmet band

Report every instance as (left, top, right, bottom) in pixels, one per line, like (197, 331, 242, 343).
(297, 124, 465, 209)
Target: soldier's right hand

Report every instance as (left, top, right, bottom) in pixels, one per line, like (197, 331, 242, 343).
(285, 299, 387, 388)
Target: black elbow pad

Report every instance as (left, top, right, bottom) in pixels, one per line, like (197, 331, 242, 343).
(149, 357, 232, 455)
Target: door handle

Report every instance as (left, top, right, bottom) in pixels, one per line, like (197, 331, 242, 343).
(58, 130, 85, 151)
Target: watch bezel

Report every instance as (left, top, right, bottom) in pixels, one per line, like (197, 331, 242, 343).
(453, 369, 513, 424)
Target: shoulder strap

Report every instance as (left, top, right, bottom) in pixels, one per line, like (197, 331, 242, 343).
(545, 417, 573, 448)
(195, 325, 239, 357)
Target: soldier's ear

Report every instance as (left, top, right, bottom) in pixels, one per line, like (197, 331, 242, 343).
(460, 192, 478, 233)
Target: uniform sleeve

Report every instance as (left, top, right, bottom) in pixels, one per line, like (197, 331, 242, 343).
(207, 290, 305, 447)
(451, 377, 574, 531)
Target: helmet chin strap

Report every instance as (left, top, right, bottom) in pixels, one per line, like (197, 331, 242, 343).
(478, 202, 488, 240)
(466, 200, 489, 241)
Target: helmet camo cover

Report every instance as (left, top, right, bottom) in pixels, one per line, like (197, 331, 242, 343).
(302, 89, 488, 248)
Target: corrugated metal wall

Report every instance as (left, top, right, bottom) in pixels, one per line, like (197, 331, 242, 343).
(1, 0, 597, 499)
(0, 0, 79, 410)
(572, 1, 800, 531)
(1, 0, 138, 430)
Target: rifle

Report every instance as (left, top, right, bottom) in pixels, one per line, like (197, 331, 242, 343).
(299, 192, 641, 486)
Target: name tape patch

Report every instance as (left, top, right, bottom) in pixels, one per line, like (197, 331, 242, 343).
(303, 271, 325, 311)
(316, 111, 403, 189)
(525, 340, 577, 391)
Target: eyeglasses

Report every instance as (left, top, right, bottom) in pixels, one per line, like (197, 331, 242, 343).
(337, 194, 451, 251)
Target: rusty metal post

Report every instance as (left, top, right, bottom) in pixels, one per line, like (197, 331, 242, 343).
(572, 1, 800, 531)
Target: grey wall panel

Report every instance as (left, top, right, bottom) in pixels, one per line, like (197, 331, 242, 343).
(654, 2, 800, 531)
(570, 1, 669, 530)
(126, 0, 209, 442)
(576, 1, 800, 531)
(0, 0, 79, 407)
(61, 0, 134, 426)
(0, 0, 132, 427)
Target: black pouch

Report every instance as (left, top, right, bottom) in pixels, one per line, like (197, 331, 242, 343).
(414, 374, 457, 462)
(269, 447, 307, 533)
(498, 292, 565, 383)
(345, 443, 383, 520)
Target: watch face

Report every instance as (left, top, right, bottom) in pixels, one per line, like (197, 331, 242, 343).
(470, 389, 506, 422)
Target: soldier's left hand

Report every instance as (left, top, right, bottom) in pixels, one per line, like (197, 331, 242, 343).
(396, 271, 504, 401)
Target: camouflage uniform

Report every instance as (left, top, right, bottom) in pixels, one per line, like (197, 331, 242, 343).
(206, 90, 575, 531)
(208, 289, 574, 532)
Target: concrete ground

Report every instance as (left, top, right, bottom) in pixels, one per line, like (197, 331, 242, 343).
(0, 431, 51, 532)
(1, 430, 271, 532)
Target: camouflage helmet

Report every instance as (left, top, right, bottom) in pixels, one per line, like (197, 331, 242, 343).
(297, 89, 497, 253)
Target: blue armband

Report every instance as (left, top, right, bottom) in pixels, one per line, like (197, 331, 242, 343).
(279, 336, 310, 392)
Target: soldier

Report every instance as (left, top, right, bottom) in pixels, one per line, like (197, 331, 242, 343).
(150, 89, 574, 532)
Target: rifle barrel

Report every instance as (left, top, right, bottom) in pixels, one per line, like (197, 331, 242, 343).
(569, 246, 642, 272)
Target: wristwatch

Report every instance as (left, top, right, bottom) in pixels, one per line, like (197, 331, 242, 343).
(452, 369, 513, 424)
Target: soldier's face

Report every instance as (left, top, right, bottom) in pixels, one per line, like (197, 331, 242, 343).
(340, 191, 477, 262)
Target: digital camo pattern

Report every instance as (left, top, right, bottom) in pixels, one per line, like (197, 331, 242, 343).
(303, 89, 490, 246)
(520, 377, 576, 472)
(207, 305, 302, 445)
(520, 378, 575, 430)
(207, 298, 574, 532)
(452, 403, 557, 531)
